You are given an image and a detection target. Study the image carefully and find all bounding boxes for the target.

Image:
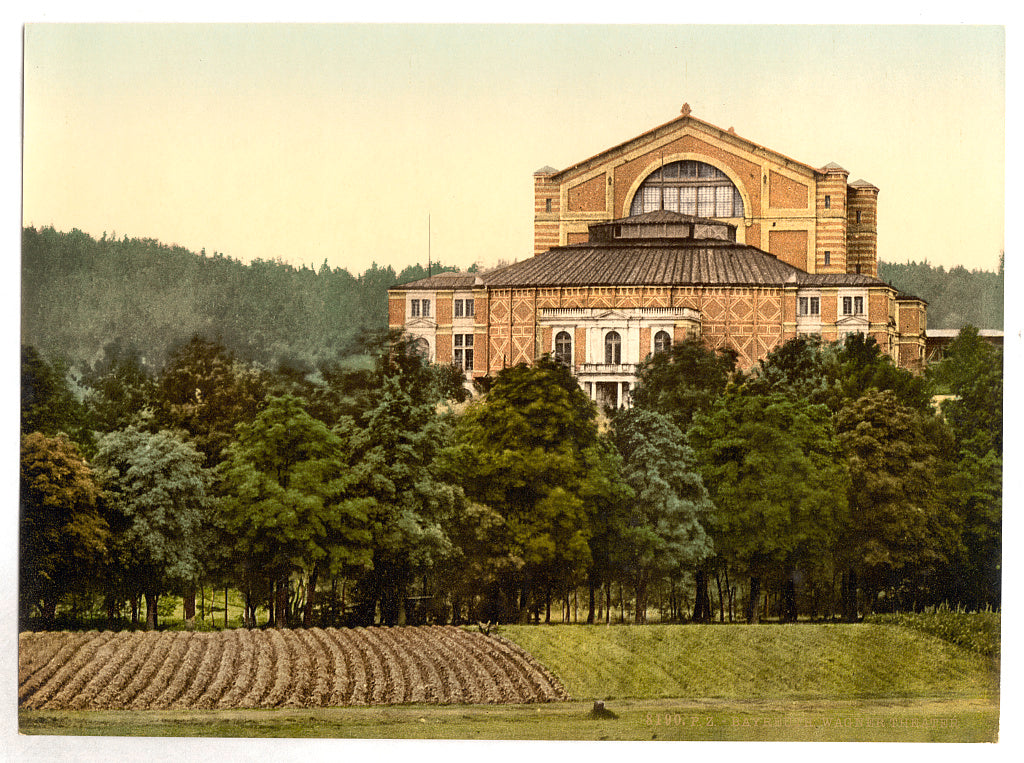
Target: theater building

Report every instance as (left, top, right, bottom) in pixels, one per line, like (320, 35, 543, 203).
(388, 107, 927, 407)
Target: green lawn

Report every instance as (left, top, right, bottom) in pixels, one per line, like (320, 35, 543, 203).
(497, 622, 1000, 701)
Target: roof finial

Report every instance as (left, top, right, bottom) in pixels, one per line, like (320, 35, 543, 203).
(680, 102, 691, 117)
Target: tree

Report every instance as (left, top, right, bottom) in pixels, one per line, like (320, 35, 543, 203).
(833, 334, 931, 413)
(20, 433, 109, 625)
(155, 335, 266, 467)
(346, 372, 458, 626)
(835, 390, 960, 617)
(690, 391, 848, 623)
(611, 408, 713, 623)
(80, 340, 157, 433)
(630, 338, 737, 432)
(21, 345, 90, 446)
(445, 358, 615, 622)
(928, 327, 1002, 609)
(94, 428, 211, 629)
(216, 396, 374, 627)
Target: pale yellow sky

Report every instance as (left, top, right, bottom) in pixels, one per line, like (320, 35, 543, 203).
(22, 24, 1005, 277)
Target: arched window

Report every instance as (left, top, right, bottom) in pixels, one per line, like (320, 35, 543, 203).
(554, 331, 572, 366)
(629, 160, 744, 218)
(654, 330, 672, 354)
(605, 331, 622, 365)
(412, 336, 430, 359)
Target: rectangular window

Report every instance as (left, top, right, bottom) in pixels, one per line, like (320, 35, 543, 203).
(663, 186, 679, 212)
(454, 299, 464, 318)
(545, 198, 552, 213)
(824, 195, 831, 209)
(453, 334, 473, 370)
(801, 297, 820, 316)
(465, 299, 474, 317)
(421, 299, 431, 317)
(843, 296, 853, 315)
(855, 296, 864, 315)
(824, 251, 831, 266)
(642, 186, 660, 213)
(715, 185, 734, 216)
(410, 299, 420, 317)
(680, 187, 697, 215)
(697, 186, 715, 217)
(856, 210, 862, 223)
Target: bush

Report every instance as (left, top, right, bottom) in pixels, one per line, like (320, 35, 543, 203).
(865, 607, 1000, 658)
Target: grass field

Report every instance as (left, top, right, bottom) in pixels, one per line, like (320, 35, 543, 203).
(18, 697, 998, 742)
(498, 622, 1000, 701)
(18, 621, 1000, 742)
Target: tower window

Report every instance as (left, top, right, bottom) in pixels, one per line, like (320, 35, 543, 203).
(825, 195, 831, 209)
(545, 198, 552, 213)
(856, 210, 862, 223)
(824, 251, 831, 266)
(605, 331, 622, 364)
(555, 331, 572, 366)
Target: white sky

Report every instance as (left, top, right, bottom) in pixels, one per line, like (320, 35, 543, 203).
(21, 22, 1005, 275)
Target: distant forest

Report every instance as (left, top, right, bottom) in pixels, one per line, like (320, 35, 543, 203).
(22, 226, 1003, 374)
(878, 258, 1003, 331)
(21, 226, 461, 374)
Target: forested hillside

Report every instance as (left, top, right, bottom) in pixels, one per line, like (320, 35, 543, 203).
(878, 258, 1003, 330)
(23, 228, 1003, 380)
(21, 226, 459, 373)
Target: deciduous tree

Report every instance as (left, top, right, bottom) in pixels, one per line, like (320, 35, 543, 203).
(20, 433, 109, 624)
(94, 427, 210, 629)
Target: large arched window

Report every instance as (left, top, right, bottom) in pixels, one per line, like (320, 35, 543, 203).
(605, 331, 622, 365)
(554, 331, 572, 366)
(629, 160, 744, 218)
(654, 330, 672, 354)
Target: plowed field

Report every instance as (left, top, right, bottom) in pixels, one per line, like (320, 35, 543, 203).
(18, 626, 569, 710)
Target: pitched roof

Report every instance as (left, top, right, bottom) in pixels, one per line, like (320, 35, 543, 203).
(396, 271, 482, 291)
(480, 240, 887, 289)
(547, 111, 819, 181)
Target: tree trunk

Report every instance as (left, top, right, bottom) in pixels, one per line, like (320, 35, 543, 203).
(842, 568, 858, 622)
(782, 576, 798, 623)
(303, 565, 319, 628)
(587, 576, 596, 624)
(746, 576, 761, 624)
(694, 569, 711, 623)
(145, 591, 158, 631)
(275, 578, 289, 629)
(634, 575, 648, 624)
(724, 566, 733, 623)
(715, 568, 725, 623)
(130, 594, 139, 625)
(184, 586, 196, 630)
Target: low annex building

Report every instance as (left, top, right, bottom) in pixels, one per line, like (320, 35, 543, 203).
(388, 108, 927, 407)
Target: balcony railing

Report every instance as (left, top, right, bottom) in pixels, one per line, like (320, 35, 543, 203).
(540, 306, 699, 320)
(576, 363, 638, 376)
